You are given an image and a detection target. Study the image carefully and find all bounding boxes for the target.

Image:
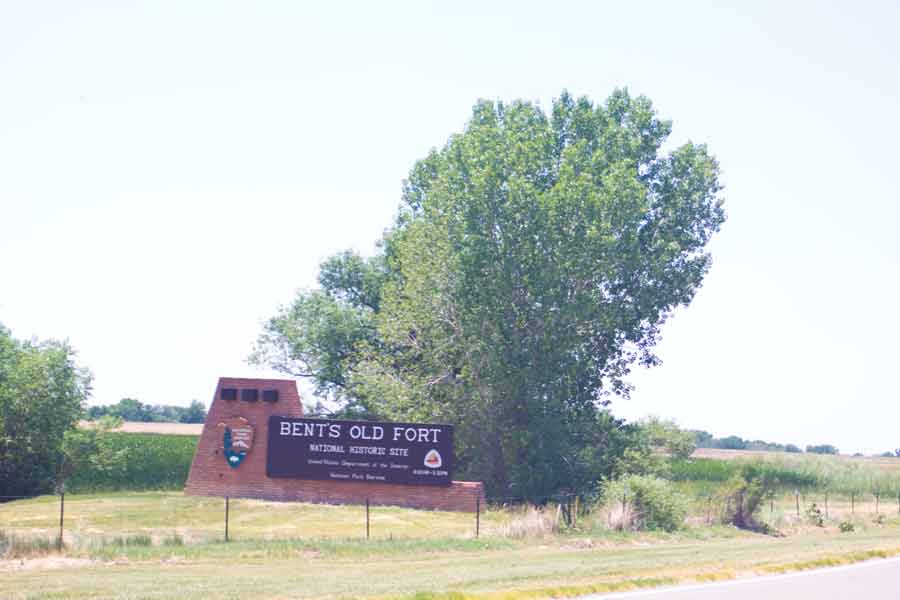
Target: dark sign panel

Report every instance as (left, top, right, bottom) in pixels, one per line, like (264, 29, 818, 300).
(267, 417, 453, 486)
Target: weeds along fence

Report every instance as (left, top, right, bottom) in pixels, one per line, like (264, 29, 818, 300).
(0, 492, 578, 556)
(685, 489, 900, 527)
(3, 485, 900, 560)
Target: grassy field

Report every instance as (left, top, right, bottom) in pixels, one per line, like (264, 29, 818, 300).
(0, 492, 505, 544)
(8, 433, 900, 599)
(672, 452, 900, 496)
(4, 492, 900, 599)
(693, 448, 900, 472)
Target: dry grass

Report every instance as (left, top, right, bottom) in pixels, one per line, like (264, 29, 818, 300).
(693, 448, 900, 472)
(594, 500, 638, 532)
(498, 505, 561, 538)
(78, 420, 203, 435)
(0, 491, 508, 550)
(4, 516, 900, 599)
(5, 492, 900, 599)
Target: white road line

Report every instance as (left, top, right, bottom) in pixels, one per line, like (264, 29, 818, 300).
(581, 554, 900, 599)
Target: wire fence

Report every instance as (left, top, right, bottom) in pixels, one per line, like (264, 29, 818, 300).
(0, 492, 496, 550)
(1, 489, 899, 556)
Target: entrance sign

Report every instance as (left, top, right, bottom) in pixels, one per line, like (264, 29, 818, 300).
(267, 416, 454, 486)
(186, 377, 483, 512)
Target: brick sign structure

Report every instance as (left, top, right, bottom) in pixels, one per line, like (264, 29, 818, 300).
(184, 377, 485, 512)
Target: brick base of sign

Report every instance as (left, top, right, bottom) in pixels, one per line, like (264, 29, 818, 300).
(184, 377, 485, 512)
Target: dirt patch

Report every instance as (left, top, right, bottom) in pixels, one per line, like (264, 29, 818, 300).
(0, 557, 95, 571)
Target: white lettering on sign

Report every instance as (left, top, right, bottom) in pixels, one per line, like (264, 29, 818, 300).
(309, 443, 345, 453)
(392, 426, 441, 443)
(268, 417, 453, 486)
(283, 421, 345, 438)
(349, 424, 385, 441)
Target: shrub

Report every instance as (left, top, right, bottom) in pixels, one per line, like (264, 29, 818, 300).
(638, 417, 696, 460)
(805, 503, 825, 527)
(601, 475, 687, 532)
(839, 521, 855, 533)
(718, 461, 779, 530)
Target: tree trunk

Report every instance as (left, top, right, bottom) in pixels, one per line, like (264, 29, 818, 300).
(488, 431, 508, 498)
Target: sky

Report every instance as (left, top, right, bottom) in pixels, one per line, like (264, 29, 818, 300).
(1, 1, 898, 454)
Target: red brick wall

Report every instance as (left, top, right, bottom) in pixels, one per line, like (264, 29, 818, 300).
(184, 377, 485, 512)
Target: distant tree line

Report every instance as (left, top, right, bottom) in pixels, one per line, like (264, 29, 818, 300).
(87, 398, 206, 424)
(691, 431, 848, 456)
(805, 444, 839, 455)
(691, 431, 794, 453)
(691, 430, 803, 452)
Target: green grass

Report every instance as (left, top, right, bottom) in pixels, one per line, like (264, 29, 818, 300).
(4, 517, 900, 599)
(4, 492, 900, 599)
(0, 491, 509, 549)
(6, 446, 900, 598)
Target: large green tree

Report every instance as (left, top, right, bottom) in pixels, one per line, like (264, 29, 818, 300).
(254, 90, 724, 499)
(0, 324, 93, 496)
(250, 249, 391, 418)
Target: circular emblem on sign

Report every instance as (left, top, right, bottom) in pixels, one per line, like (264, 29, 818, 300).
(424, 449, 442, 469)
(217, 417, 254, 469)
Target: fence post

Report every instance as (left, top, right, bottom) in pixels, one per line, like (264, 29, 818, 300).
(571, 495, 577, 527)
(173, 497, 178, 542)
(875, 492, 880, 514)
(475, 497, 480, 538)
(707, 496, 712, 526)
(851, 492, 855, 514)
(224, 496, 230, 542)
(824, 492, 828, 519)
(58, 492, 65, 551)
(795, 491, 800, 518)
(366, 498, 370, 540)
(770, 498, 774, 520)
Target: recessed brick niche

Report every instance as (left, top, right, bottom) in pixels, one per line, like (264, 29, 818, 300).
(184, 377, 485, 512)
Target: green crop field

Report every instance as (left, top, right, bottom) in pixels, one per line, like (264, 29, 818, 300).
(66, 432, 199, 493)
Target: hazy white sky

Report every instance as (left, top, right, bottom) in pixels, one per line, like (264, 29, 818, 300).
(2, 1, 898, 454)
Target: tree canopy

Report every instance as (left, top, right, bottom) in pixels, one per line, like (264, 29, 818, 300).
(253, 89, 725, 500)
(0, 323, 92, 496)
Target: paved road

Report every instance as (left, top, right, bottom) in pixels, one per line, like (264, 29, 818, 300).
(585, 556, 900, 600)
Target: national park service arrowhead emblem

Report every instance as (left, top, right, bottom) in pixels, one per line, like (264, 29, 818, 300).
(218, 417, 253, 469)
(424, 449, 442, 469)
